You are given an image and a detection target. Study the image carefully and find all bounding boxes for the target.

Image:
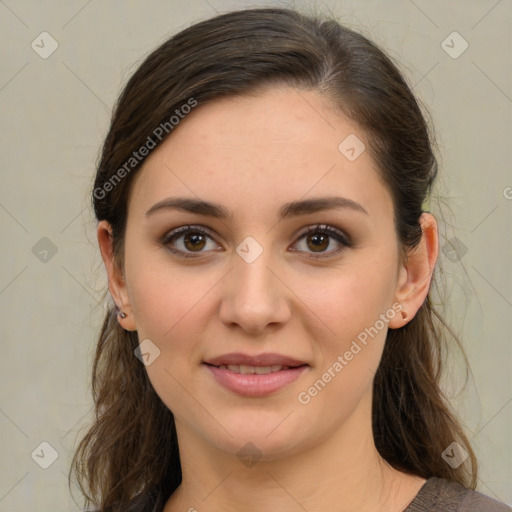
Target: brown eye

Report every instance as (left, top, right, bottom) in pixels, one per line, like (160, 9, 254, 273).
(306, 232, 329, 252)
(183, 232, 207, 252)
(292, 224, 351, 259)
(161, 224, 351, 260)
(161, 225, 219, 258)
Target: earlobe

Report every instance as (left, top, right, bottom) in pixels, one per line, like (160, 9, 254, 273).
(97, 220, 137, 331)
(388, 213, 439, 329)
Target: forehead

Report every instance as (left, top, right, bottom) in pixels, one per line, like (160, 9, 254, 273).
(128, 87, 394, 225)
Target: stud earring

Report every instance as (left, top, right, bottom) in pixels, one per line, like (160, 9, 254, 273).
(118, 310, 127, 319)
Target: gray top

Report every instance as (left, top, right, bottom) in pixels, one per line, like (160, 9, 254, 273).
(403, 477, 511, 511)
(124, 476, 511, 511)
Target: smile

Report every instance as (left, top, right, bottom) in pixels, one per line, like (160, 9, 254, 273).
(204, 362, 309, 397)
(214, 364, 293, 374)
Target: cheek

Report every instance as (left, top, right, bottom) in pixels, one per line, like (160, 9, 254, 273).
(291, 253, 397, 404)
(296, 258, 396, 345)
(125, 261, 216, 411)
(292, 274, 393, 426)
(125, 243, 211, 341)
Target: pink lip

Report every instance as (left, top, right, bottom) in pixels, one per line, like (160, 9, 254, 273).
(204, 368, 309, 398)
(204, 352, 307, 367)
(204, 352, 310, 397)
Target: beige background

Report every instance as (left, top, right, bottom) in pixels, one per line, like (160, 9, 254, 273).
(0, 0, 510, 510)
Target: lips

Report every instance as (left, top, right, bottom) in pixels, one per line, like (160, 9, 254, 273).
(204, 352, 308, 368)
(215, 364, 289, 374)
(203, 352, 309, 397)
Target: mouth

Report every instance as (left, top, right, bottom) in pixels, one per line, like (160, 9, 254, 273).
(206, 363, 305, 374)
(203, 352, 310, 397)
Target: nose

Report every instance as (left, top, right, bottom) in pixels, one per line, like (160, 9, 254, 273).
(218, 243, 291, 335)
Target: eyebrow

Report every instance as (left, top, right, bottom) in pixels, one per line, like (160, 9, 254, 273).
(145, 196, 368, 219)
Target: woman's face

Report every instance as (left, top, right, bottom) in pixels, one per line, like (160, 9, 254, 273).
(106, 87, 430, 460)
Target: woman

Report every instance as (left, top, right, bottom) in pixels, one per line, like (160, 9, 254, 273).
(71, 7, 510, 512)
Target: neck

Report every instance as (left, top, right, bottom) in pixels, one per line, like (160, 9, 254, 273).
(164, 392, 425, 512)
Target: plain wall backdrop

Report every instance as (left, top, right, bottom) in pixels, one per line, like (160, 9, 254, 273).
(0, 0, 510, 510)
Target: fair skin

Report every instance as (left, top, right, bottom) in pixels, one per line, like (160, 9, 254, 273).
(98, 87, 438, 512)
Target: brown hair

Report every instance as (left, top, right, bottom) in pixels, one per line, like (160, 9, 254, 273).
(71, 7, 477, 511)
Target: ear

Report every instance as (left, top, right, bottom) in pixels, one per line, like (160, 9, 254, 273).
(388, 212, 439, 329)
(97, 220, 137, 331)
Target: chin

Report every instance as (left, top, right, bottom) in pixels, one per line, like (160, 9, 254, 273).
(204, 407, 313, 460)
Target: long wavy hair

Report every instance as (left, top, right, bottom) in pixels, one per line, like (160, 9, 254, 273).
(71, 7, 477, 511)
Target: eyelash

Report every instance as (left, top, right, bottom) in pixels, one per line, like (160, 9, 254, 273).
(160, 224, 352, 260)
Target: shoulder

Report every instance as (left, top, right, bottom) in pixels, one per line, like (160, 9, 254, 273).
(405, 477, 511, 512)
